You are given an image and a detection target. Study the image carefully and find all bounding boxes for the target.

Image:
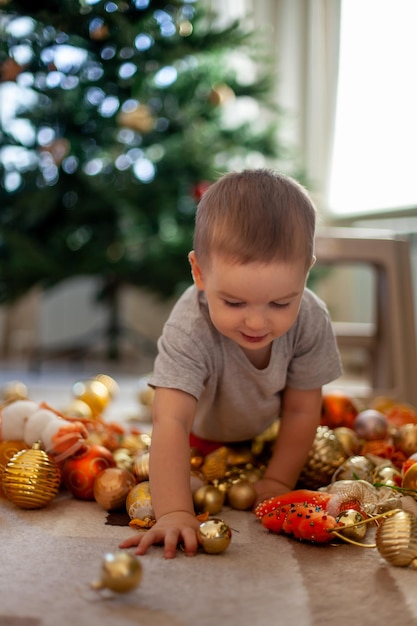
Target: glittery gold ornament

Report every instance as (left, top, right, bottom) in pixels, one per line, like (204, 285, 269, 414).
(193, 484, 225, 515)
(325, 479, 380, 515)
(201, 446, 228, 482)
(376, 510, 417, 568)
(94, 467, 136, 511)
(227, 479, 256, 510)
(126, 481, 155, 524)
(0, 440, 29, 497)
(133, 450, 150, 482)
(299, 425, 348, 489)
(92, 551, 142, 593)
(72, 379, 110, 417)
(197, 518, 232, 554)
(2, 442, 61, 509)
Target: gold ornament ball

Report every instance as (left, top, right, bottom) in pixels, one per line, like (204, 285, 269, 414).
(334, 455, 374, 483)
(138, 386, 154, 407)
(336, 509, 367, 541)
(92, 551, 142, 593)
(126, 481, 155, 523)
(227, 479, 256, 510)
(72, 379, 110, 417)
(197, 518, 232, 554)
(376, 510, 417, 568)
(113, 447, 134, 473)
(393, 423, 417, 456)
(193, 484, 225, 515)
(2, 442, 61, 509)
(94, 374, 120, 399)
(61, 399, 93, 420)
(333, 427, 361, 456)
(94, 467, 136, 511)
(373, 463, 401, 487)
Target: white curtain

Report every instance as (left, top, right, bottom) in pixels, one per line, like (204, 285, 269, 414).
(208, 0, 341, 210)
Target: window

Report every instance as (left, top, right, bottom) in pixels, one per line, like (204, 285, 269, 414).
(328, 0, 417, 216)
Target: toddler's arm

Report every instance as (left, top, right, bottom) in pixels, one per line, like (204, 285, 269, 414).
(120, 387, 198, 558)
(254, 386, 322, 505)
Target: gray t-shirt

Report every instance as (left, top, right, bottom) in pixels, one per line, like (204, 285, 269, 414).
(149, 285, 342, 442)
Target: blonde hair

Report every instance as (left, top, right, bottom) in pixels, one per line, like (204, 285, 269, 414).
(193, 169, 316, 270)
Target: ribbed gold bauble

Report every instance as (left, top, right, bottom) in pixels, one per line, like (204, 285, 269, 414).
(133, 450, 150, 482)
(299, 425, 348, 489)
(2, 442, 61, 509)
(376, 510, 417, 568)
(94, 374, 120, 399)
(92, 552, 142, 593)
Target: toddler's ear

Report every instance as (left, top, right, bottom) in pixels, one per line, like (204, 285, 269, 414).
(188, 251, 204, 289)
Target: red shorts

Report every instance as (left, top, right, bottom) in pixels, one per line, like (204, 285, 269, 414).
(189, 433, 251, 456)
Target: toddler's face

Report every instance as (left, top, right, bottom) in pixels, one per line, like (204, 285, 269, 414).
(190, 252, 309, 359)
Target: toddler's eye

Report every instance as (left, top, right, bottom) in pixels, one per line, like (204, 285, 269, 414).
(224, 300, 243, 308)
(271, 302, 290, 310)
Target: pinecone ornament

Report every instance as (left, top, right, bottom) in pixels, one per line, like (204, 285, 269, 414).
(298, 425, 348, 489)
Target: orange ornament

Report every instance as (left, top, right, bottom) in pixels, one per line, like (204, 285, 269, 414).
(385, 403, 417, 428)
(321, 391, 359, 429)
(62, 444, 116, 500)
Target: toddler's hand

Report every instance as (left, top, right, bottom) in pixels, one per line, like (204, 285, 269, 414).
(119, 511, 200, 559)
(253, 477, 292, 507)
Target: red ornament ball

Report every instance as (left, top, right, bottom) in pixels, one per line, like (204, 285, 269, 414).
(62, 444, 116, 500)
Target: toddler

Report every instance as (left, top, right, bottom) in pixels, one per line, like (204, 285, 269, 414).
(120, 168, 342, 558)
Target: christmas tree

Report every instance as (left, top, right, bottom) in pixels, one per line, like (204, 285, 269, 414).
(0, 0, 289, 356)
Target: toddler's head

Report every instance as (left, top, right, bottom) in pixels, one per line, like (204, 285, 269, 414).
(193, 169, 316, 271)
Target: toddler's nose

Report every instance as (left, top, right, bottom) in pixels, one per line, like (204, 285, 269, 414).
(245, 311, 265, 331)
